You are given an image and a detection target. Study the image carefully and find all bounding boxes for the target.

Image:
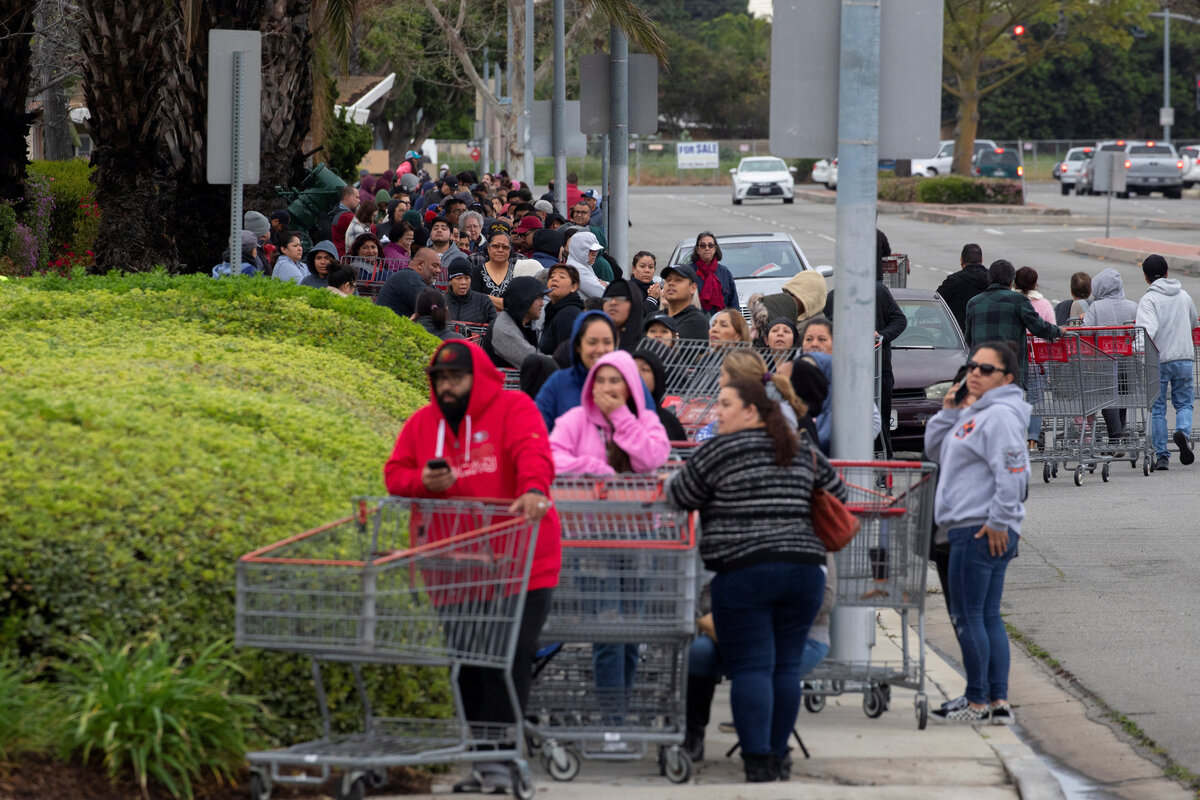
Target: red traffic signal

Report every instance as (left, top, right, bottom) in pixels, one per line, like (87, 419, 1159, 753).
(1012, 24, 1026, 36)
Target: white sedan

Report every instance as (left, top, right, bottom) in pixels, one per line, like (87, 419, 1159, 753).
(730, 156, 797, 205)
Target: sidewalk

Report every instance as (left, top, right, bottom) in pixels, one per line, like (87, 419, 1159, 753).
(381, 608, 1060, 799)
(1072, 236, 1200, 276)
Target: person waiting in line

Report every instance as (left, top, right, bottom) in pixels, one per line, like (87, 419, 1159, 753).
(629, 250, 663, 315)
(300, 240, 339, 289)
(483, 276, 548, 369)
(688, 231, 738, 314)
(381, 221, 414, 269)
(632, 347, 687, 441)
(708, 308, 752, 350)
(540, 264, 586, 356)
(694, 349, 810, 443)
(1054, 271, 1092, 325)
(925, 341, 1029, 725)
(758, 317, 800, 376)
(444, 256, 497, 327)
(666, 377, 844, 782)
(643, 314, 680, 345)
(602, 278, 646, 352)
(271, 231, 309, 285)
(797, 318, 880, 454)
(656, 264, 710, 340)
(211, 230, 262, 278)
(1083, 268, 1139, 451)
(549, 351, 670, 728)
(412, 287, 466, 341)
(325, 266, 357, 297)
(565, 229, 608, 300)
(472, 230, 518, 311)
(1014, 266, 1056, 452)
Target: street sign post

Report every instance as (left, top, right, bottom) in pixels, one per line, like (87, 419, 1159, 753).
(207, 30, 261, 276)
(578, 53, 658, 135)
(530, 101, 586, 157)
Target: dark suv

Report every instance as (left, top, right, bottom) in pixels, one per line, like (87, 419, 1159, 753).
(973, 148, 1023, 179)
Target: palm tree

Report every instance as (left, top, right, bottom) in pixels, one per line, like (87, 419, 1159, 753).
(0, 1, 36, 204)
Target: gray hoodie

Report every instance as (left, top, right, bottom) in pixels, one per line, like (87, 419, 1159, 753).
(1082, 268, 1137, 328)
(925, 383, 1032, 539)
(1136, 278, 1198, 362)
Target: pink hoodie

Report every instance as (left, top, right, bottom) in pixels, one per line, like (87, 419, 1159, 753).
(550, 350, 670, 475)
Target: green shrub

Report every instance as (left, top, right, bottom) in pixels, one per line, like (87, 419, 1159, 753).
(0, 274, 447, 742)
(29, 160, 98, 271)
(0, 657, 53, 762)
(877, 176, 922, 202)
(56, 634, 262, 799)
(914, 175, 1023, 205)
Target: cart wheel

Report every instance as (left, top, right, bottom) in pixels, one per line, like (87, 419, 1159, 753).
(831, 679, 845, 694)
(512, 762, 536, 800)
(1144, 459, 1151, 475)
(916, 695, 929, 730)
(1131, 455, 1138, 469)
(1042, 462, 1051, 483)
(1073, 465, 1084, 486)
(663, 746, 692, 783)
(365, 768, 388, 789)
(863, 685, 886, 718)
(880, 683, 892, 708)
(1102, 463, 1110, 482)
(804, 692, 826, 713)
(1051, 463, 1059, 478)
(543, 745, 581, 782)
(248, 770, 272, 800)
(334, 774, 366, 800)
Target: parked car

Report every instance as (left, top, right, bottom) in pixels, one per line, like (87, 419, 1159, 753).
(811, 158, 833, 187)
(886, 289, 968, 453)
(666, 232, 833, 320)
(1180, 144, 1200, 188)
(973, 147, 1023, 179)
(730, 156, 797, 205)
(1123, 141, 1184, 198)
(826, 158, 838, 189)
(1052, 146, 1093, 195)
(910, 139, 998, 176)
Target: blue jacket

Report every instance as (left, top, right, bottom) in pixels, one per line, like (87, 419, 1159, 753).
(535, 310, 654, 431)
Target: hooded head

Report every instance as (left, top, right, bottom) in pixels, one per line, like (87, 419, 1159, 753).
(304, 240, 339, 272)
(503, 275, 548, 325)
(425, 340, 504, 438)
(567, 231, 602, 269)
(1090, 268, 1126, 302)
(783, 271, 829, 322)
(602, 278, 645, 349)
(569, 309, 620, 373)
(580, 350, 648, 426)
(764, 316, 799, 349)
(791, 352, 831, 418)
(632, 345, 669, 406)
(239, 230, 259, 264)
(531, 228, 562, 257)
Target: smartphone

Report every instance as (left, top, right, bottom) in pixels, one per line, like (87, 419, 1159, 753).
(952, 365, 970, 405)
(426, 458, 450, 471)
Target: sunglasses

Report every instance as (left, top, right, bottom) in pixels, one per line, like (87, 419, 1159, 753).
(964, 361, 1008, 376)
(697, 242, 716, 249)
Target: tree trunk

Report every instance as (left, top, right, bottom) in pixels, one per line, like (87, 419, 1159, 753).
(953, 86, 980, 176)
(42, 78, 75, 161)
(0, 0, 36, 203)
(505, 0, 525, 181)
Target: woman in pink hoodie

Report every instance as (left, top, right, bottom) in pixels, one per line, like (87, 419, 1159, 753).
(550, 349, 670, 726)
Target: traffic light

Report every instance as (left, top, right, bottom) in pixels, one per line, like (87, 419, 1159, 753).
(1011, 24, 1026, 37)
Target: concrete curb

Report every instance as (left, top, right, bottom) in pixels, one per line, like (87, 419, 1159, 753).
(990, 739, 1068, 800)
(1071, 239, 1200, 277)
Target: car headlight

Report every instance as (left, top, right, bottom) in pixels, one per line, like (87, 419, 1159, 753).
(924, 381, 954, 400)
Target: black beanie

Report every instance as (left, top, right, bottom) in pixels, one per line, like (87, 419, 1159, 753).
(1142, 254, 1169, 280)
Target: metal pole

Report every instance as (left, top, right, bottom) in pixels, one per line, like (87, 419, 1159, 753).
(523, 0, 535, 187)
(828, 0, 881, 666)
(229, 51, 244, 275)
(507, 7, 514, 100)
(608, 24, 629, 269)
(552, 0, 567, 215)
(494, 64, 504, 173)
(482, 53, 491, 176)
(1164, 10, 1172, 143)
(601, 134, 609, 230)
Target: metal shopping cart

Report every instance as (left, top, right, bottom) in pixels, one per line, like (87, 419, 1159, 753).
(800, 461, 939, 728)
(526, 475, 699, 783)
(1026, 333, 1120, 486)
(236, 497, 540, 800)
(880, 253, 910, 289)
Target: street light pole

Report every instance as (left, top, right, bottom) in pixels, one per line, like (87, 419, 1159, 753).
(1164, 9, 1171, 143)
(552, 0, 567, 216)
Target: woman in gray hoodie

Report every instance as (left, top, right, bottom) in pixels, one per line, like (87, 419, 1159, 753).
(924, 341, 1031, 726)
(1083, 268, 1139, 445)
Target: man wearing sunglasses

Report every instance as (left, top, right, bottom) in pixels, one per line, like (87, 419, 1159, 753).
(964, 259, 1061, 393)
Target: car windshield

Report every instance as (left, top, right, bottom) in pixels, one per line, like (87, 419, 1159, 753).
(681, 240, 803, 279)
(893, 300, 962, 349)
(978, 151, 1018, 166)
(1099, 144, 1125, 152)
(740, 159, 788, 172)
(1129, 145, 1173, 155)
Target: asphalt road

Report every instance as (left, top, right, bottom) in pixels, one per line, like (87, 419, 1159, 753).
(627, 182, 1200, 782)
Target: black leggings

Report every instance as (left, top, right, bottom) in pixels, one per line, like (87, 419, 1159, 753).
(458, 587, 553, 724)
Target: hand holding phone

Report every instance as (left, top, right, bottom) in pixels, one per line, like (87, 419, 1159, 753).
(422, 458, 455, 492)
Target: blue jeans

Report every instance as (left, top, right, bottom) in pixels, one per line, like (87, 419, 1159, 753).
(947, 526, 1018, 705)
(710, 562, 825, 757)
(689, 633, 827, 681)
(1152, 359, 1194, 459)
(593, 643, 639, 723)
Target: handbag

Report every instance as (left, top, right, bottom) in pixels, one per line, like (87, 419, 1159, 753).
(809, 446, 860, 552)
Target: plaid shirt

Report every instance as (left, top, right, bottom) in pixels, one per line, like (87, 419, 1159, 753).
(965, 285, 1061, 387)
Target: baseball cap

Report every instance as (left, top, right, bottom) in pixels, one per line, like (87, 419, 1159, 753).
(582, 189, 597, 199)
(515, 215, 544, 234)
(643, 314, 680, 333)
(428, 341, 474, 373)
(269, 209, 291, 223)
(447, 256, 473, 279)
(442, 175, 459, 188)
(661, 264, 697, 283)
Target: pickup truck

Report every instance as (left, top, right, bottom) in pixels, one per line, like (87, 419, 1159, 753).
(1123, 141, 1184, 199)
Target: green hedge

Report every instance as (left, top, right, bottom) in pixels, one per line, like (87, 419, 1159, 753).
(0, 274, 447, 742)
(914, 175, 1024, 205)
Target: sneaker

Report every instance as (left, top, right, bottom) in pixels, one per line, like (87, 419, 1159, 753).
(940, 695, 969, 713)
(990, 703, 1015, 725)
(1174, 431, 1194, 465)
(1155, 456, 1170, 471)
(930, 704, 990, 724)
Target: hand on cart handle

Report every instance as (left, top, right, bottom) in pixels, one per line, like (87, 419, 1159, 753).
(975, 524, 1009, 557)
(510, 491, 552, 523)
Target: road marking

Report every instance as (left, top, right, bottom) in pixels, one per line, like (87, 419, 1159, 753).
(816, 233, 836, 242)
(984, 228, 1004, 236)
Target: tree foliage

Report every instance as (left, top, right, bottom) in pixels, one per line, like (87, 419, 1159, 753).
(324, 108, 375, 182)
(658, 13, 770, 137)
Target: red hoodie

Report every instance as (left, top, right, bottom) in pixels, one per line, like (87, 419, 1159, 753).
(384, 340, 561, 592)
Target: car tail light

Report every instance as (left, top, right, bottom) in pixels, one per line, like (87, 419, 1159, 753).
(1178, 160, 1185, 170)
(1017, 166, 1024, 177)
(1060, 163, 1068, 172)
(1147, 141, 1156, 147)
(1124, 160, 1131, 169)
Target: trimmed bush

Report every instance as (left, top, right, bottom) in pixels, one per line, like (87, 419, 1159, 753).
(914, 175, 1023, 205)
(877, 176, 922, 202)
(0, 274, 448, 743)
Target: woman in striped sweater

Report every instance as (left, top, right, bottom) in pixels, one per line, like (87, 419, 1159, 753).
(666, 376, 845, 782)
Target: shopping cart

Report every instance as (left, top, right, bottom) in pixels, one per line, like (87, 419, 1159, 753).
(880, 253, 910, 289)
(499, 367, 522, 391)
(236, 497, 540, 800)
(526, 475, 699, 783)
(1025, 333, 1120, 486)
(452, 321, 490, 342)
(800, 461, 939, 728)
(342, 256, 405, 301)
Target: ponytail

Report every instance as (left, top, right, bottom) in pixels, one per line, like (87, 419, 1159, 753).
(415, 287, 450, 329)
(726, 378, 798, 467)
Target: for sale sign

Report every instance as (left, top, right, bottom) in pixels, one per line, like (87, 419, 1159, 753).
(677, 141, 719, 169)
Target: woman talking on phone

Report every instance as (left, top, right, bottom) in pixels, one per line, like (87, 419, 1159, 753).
(924, 341, 1031, 725)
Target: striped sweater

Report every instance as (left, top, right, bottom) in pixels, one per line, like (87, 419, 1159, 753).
(665, 429, 845, 573)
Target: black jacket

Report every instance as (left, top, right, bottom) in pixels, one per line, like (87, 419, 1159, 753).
(539, 292, 586, 355)
(446, 287, 498, 325)
(823, 283, 907, 375)
(935, 263, 989, 331)
(375, 268, 430, 319)
(667, 304, 711, 341)
(631, 277, 661, 317)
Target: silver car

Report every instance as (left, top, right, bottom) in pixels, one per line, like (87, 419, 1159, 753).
(666, 232, 834, 317)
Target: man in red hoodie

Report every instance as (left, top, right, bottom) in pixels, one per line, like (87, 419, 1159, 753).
(384, 340, 560, 793)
